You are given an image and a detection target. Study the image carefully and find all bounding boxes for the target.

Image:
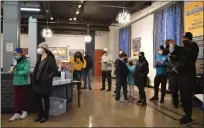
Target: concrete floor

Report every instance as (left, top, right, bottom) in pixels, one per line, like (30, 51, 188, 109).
(1, 78, 204, 127)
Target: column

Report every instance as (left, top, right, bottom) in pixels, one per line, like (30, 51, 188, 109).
(3, 2, 21, 72)
(28, 17, 37, 68)
(85, 33, 95, 76)
(109, 26, 119, 76)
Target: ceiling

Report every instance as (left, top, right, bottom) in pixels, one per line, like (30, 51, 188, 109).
(2, 1, 152, 34)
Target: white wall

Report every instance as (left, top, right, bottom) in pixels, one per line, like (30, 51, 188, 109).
(95, 31, 109, 49)
(131, 14, 155, 86)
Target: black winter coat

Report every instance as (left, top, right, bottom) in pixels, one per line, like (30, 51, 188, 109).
(189, 42, 199, 76)
(32, 55, 58, 94)
(115, 59, 129, 85)
(135, 58, 149, 76)
(84, 55, 93, 71)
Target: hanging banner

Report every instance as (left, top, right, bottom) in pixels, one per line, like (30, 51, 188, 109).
(184, 2, 204, 37)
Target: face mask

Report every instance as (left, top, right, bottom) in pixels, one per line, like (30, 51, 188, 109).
(183, 40, 190, 46)
(139, 56, 143, 60)
(128, 62, 133, 65)
(37, 48, 43, 55)
(14, 55, 21, 60)
(159, 51, 163, 54)
(104, 53, 108, 56)
(169, 47, 174, 53)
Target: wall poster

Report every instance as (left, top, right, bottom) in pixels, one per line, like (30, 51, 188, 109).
(49, 47, 68, 62)
(184, 2, 204, 75)
(132, 37, 141, 53)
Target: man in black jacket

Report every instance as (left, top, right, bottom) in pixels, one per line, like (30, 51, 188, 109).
(82, 51, 93, 90)
(135, 52, 149, 106)
(115, 52, 129, 101)
(164, 39, 172, 55)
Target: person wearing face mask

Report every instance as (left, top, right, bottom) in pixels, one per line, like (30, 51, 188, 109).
(167, 40, 182, 109)
(9, 48, 31, 122)
(82, 51, 93, 90)
(150, 45, 168, 103)
(115, 52, 129, 101)
(127, 58, 136, 102)
(100, 48, 113, 92)
(69, 52, 87, 91)
(32, 43, 58, 123)
(134, 52, 149, 106)
(175, 32, 199, 126)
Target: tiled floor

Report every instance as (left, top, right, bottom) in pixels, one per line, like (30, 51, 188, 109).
(1, 78, 204, 127)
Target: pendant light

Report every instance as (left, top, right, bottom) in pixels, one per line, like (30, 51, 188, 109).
(84, 25, 92, 43)
(42, 10, 53, 38)
(116, 2, 130, 25)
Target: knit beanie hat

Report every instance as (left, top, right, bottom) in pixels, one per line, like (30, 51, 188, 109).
(103, 48, 108, 52)
(39, 42, 49, 50)
(183, 32, 193, 40)
(13, 48, 23, 54)
(139, 51, 145, 57)
(159, 45, 164, 50)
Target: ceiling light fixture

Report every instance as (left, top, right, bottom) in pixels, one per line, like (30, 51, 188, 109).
(78, 5, 82, 8)
(76, 11, 80, 15)
(69, 18, 72, 21)
(116, 2, 130, 25)
(50, 17, 54, 20)
(73, 17, 77, 21)
(84, 24, 92, 43)
(20, 7, 41, 12)
(42, 28, 52, 38)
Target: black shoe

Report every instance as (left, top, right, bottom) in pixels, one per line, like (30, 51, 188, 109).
(141, 102, 147, 107)
(40, 118, 48, 123)
(180, 117, 193, 126)
(115, 98, 120, 101)
(82, 87, 87, 89)
(34, 117, 42, 122)
(107, 89, 111, 92)
(89, 87, 92, 90)
(137, 100, 143, 104)
(150, 96, 159, 101)
(160, 97, 164, 103)
(174, 105, 179, 108)
(100, 88, 105, 91)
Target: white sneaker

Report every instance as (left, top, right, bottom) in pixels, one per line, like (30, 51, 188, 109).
(9, 113, 21, 122)
(20, 111, 28, 119)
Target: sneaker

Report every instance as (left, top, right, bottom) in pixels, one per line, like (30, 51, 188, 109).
(107, 89, 111, 92)
(100, 88, 105, 91)
(160, 97, 164, 103)
(89, 87, 92, 90)
(9, 113, 21, 122)
(82, 87, 87, 89)
(137, 100, 143, 104)
(40, 118, 48, 123)
(20, 111, 28, 119)
(150, 96, 159, 101)
(180, 117, 193, 126)
(34, 117, 42, 122)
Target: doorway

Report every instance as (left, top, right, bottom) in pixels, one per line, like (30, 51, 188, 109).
(95, 49, 103, 76)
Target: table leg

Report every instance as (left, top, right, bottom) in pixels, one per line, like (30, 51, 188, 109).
(78, 90, 80, 107)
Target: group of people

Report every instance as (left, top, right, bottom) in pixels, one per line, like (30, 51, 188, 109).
(8, 31, 199, 126)
(100, 32, 199, 126)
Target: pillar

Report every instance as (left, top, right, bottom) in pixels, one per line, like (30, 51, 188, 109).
(85, 33, 95, 76)
(109, 26, 119, 76)
(3, 2, 21, 72)
(28, 17, 37, 68)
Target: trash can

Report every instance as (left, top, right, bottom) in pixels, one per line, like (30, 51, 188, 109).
(49, 97, 67, 116)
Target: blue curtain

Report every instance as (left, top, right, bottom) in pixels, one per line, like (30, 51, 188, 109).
(153, 2, 183, 62)
(119, 26, 131, 57)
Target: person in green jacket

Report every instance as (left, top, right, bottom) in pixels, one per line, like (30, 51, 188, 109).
(9, 48, 31, 122)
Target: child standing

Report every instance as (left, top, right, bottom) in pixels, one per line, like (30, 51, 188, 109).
(127, 58, 136, 101)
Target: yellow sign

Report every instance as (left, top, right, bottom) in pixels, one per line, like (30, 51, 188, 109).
(184, 2, 204, 37)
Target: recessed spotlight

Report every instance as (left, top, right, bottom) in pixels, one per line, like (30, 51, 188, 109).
(69, 18, 72, 21)
(73, 17, 77, 21)
(50, 17, 53, 20)
(78, 5, 82, 8)
(76, 11, 80, 15)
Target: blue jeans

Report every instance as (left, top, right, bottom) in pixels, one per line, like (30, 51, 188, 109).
(83, 69, 92, 88)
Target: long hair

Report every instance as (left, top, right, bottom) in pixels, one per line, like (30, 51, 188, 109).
(74, 51, 84, 63)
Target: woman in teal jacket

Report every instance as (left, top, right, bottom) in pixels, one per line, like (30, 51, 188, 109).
(9, 48, 31, 122)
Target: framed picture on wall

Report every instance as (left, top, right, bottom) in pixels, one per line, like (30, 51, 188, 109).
(69, 49, 84, 57)
(132, 37, 141, 53)
(49, 47, 68, 61)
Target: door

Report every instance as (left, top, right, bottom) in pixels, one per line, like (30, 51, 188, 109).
(95, 50, 103, 76)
